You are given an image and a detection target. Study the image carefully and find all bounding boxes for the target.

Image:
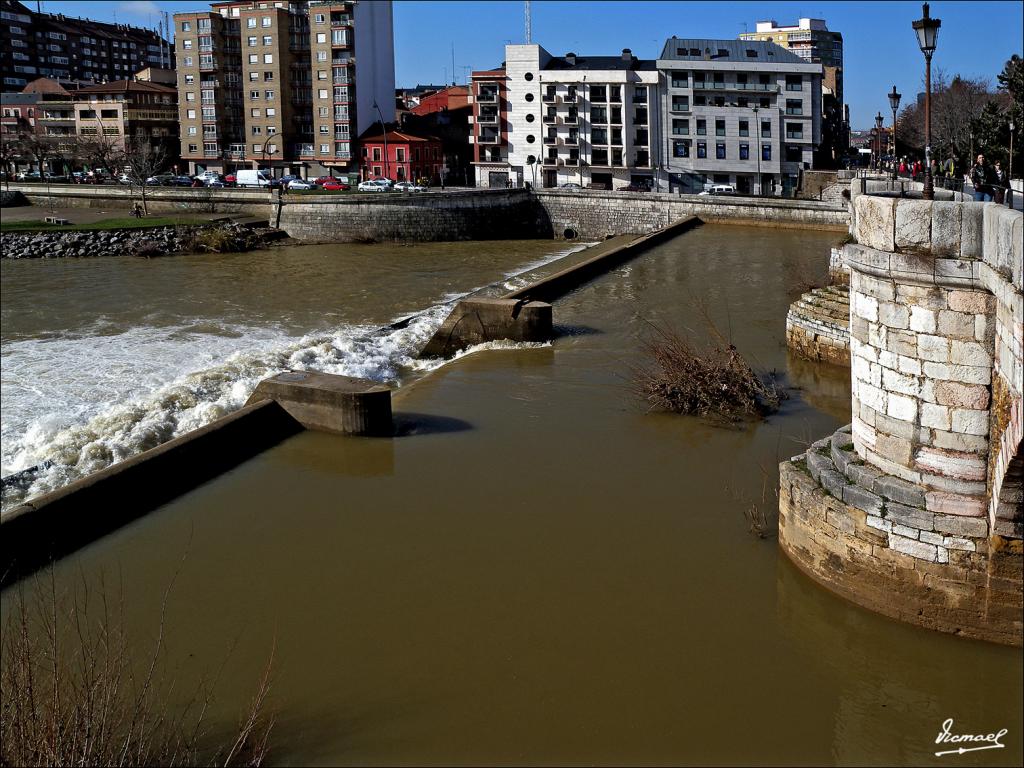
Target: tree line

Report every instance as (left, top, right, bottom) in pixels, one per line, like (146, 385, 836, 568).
(896, 54, 1023, 174)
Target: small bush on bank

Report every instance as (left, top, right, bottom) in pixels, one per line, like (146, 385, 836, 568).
(634, 322, 784, 423)
(185, 226, 264, 254)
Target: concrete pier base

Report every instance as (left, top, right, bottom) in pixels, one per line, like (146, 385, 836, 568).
(245, 371, 393, 436)
(419, 298, 553, 359)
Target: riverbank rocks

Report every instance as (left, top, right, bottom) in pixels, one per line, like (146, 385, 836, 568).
(0, 222, 285, 260)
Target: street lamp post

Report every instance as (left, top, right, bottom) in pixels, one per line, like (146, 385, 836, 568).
(888, 85, 901, 181)
(372, 100, 390, 181)
(913, 2, 941, 199)
(875, 112, 884, 172)
(752, 105, 760, 196)
(1010, 119, 1015, 188)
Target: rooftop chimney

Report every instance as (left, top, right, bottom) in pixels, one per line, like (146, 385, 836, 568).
(565, 52, 576, 65)
(621, 48, 632, 61)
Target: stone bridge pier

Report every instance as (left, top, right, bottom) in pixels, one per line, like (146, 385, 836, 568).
(779, 191, 1022, 646)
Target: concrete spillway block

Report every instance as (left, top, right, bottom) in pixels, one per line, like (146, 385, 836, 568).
(246, 371, 392, 436)
(419, 298, 553, 359)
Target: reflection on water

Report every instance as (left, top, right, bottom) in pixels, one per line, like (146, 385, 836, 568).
(2, 226, 1019, 766)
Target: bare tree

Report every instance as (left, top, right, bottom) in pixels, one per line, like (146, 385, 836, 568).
(0, 135, 21, 190)
(76, 123, 125, 181)
(123, 137, 169, 215)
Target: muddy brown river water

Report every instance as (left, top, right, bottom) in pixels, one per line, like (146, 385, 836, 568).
(2, 225, 1020, 766)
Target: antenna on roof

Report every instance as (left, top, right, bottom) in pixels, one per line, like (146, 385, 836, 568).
(525, 0, 531, 44)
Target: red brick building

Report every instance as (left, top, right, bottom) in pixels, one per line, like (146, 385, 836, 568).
(409, 85, 468, 117)
(358, 129, 442, 183)
(469, 67, 509, 187)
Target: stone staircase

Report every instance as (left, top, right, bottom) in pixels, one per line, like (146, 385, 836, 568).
(786, 284, 850, 366)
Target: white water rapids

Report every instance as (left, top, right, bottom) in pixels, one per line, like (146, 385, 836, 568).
(1, 242, 591, 509)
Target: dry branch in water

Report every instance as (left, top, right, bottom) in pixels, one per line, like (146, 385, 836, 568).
(0, 573, 274, 767)
(633, 322, 785, 423)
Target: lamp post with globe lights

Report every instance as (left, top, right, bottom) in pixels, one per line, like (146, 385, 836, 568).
(912, 2, 941, 199)
(875, 112, 884, 172)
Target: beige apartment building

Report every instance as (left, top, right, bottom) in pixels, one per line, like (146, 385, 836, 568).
(173, 0, 393, 179)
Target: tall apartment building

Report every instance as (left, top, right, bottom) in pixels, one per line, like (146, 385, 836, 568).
(0, 0, 173, 89)
(656, 38, 822, 196)
(73, 80, 179, 159)
(173, 0, 393, 178)
(470, 45, 661, 190)
(739, 18, 846, 164)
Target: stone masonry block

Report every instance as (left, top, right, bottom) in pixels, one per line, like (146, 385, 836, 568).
(924, 491, 986, 517)
(843, 483, 884, 515)
(916, 446, 987, 481)
(1013, 215, 1023, 289)
(937, 310, 977, 339)
(917, 334, 949, 362)
(949, 339, 991, 368)
(874, 432, 913, 465)
(960, 202, 985, 260)
(878, 302, 909, 329)
(933, 381, 989, 410)
(897, 283, 947, 310)
(874, 411, 915, 441)
(853, 272, 896, 301)
(909, 306, 937, 333)
(874, 474, 928, 507)
(855, 195, 896, 252)
(921, 362, 990, 385)
(889, 532, 938, 561)
(847, 462, 883, 490)
(806, 450, 834, 483)
(920, 403, 951, 430)
(930, 200, 961, 257)
(894, 200, 932, 251)
(950, 408, 991, 436)
(885, 502, 935, 530)
(887, 329, 917, 357)
(819, 469, 847, 499)
(854, 293, 878, 323)
(866, 515, 892, 532)
(931, 429, 988, 453)
(897, 354, 922, 376)
(932, 514, 989, 538)
(947, 290, 992, 315)
(893, 523, 920, 539)
(885, 393, 918, 422)
(882, 369, 920, 398)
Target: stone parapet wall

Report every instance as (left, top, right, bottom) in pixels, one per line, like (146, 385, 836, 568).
(5, 183, 271, 217)
(780, 437, 1022, 646)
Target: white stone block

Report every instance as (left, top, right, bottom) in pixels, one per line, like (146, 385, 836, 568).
(854, 293, 878, 323)
(889, 532, 938, 561)
(883, 368, 920, 397)
(887, 393, 918, 422)
(897, 355, 922, 376)
(920, 530, 944, 545)
(921, 362, 990, 385)
(893, 523, 920, 539)
(866, 515, 892, 532)
(878, 302, 909, 329)
(909, 306, 937, 333)
(937, 310, 977, 339)
(949, 340, 991, 367)
(960, 203, 985, 260)
(951, 408, 990, 436)
(931, 200, 962, 257)
(894, 199, 932, 251)
(918, 334, 950, 363)
(942, 536, 976, 552)
(855, 382, 887, 414)
(878, 350, 898, 369)
(868, 323, 887, 349)
(921, 403, 951, 430)
(855, 195, 897, 252)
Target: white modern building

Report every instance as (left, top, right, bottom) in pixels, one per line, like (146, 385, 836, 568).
(656, 38, 822, 195)
(470, 44, 662, 190)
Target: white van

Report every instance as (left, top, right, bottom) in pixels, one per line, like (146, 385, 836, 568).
(698, 184, 737, 196)
(236, 169, 276, 188)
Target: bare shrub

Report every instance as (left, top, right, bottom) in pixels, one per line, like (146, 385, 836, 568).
(633, 321, 785, 423)
(185, 226, 263, 254)
(0, 573, 274, 767)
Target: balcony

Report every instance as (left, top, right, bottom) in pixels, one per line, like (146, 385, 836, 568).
(476, 89, 498, 103)
(542, 91, 557, 103)
(542, 156, 558, 166)
(477, 132, 501, 144)
(199, 59, 217, 71)
(563, 136, 578, 145)
(693, 82, 777, 92)
(563, 157, 579, 166)
(542, 114, 558, 124)
(477, 112, 499, 124)
(563, 93, 577, 104)
(333, 76, 350, 84)
(204, 149, 220, 157)
(786, 131, 804, 139)
(300, 143, 314, 155)
(334, 150, 351, 159)
(670, 105, 690, 115)
(563, 114, 578, 125)
(543, 135, 557, 145)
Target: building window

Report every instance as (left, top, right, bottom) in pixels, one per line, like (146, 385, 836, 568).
(590, 85, 606, 103)
(373, 147, 381, 161)
(785, 99, 803, 115)
(263, 54, 273, 64)
(247, 18, 257, 28)
(715, 119, 725, 136)
(263, 35, 272, 45)
(267, 127, 277, 136)
(761, 121, 771, 137)
(786, 75, 803, 91)
(184, 56, 193, 67)
(182, 39, 193, 50)
(785, 123, 803, 139)
(314, 13, 325, 23)
(248, 36, 257, 46)
(762, 144, 771, 161)
(738, 120, 749, 137)
(187, 109, 196, 118)
(253, 143, 261, 152)
(716, 142, 726, 159)
(181, 21, 192, 32)
(261, 16, 271, 27)
(317, 51, 327, 61)
(785, 145, 802, 162)
(317, 70, 327, 80)
(249, 72, 259, 81)
(251, 108, 261, 117)
(185, 74, 195, 84)
(204, 141, 217, 152)
(670, 71, 687, 88)
(318, 89, 328, 99)
(739, 143, 749, 160)
(249, 54, 258, 63)
(188, 143, 198, 152)
(264, 72, 273, 81)
(250, 90, 260, 99)
(266, 107, 275, 117)
(697, 141, 707, 159)
(318, 106, 329, 117)
(320, 143, 329, 154)
(252, 126, 262, 134)
(316, 32, 327, 44)
(671, 96, 689, 112)
(187, 126, 197, 135)
(672, 118, 689, 136)
(696, 119, 706, 136)
(319, 125, 329, 133)
(264, 90, 274, 99)
(672, 140, 689, 158)
(198, 18, 210, 31)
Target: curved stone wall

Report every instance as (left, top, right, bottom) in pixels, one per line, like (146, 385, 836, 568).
(780, 188, 1023, 645)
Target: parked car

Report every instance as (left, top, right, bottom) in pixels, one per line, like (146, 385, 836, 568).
(224, 173, 237, 186)
(16, 171, 42, 181)
(278, 174, 301, 188)
(145, 173, 175, 186)
(235, 169, 278, 188)
(558, 182, 583, 190)
(321, 181, 350, 191)
(357, 179, 392, 192)
(394, 181, 427, 193)
(194, 170, 223, 184)
(698, 184, 737, 196)
(166, 176, 195, 187)
(314, 175, 342, 186)
(621, 182, 650, 192)
(287, 178, 316, 190)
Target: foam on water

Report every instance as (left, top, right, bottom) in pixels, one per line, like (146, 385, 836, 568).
(0, 242, 592, 509)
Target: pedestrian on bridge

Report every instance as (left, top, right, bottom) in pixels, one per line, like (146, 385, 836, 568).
(970, 154, 994, 202)
(992, 161, 1008, 204)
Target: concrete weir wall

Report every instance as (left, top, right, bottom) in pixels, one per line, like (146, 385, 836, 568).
(779, 189, 1023, 645)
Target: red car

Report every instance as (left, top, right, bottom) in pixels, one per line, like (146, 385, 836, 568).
(314, 175, 341, 186)
(321, 181, 350, 191)
(224, 174, 237, 186)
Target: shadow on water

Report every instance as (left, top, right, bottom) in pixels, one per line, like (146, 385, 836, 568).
(391, 412, 473, 437)
(551, 323, 604, 339)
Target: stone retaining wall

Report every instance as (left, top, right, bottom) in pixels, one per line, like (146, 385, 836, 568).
(786, 285, 850, 366)
(6, 183, 271, 217)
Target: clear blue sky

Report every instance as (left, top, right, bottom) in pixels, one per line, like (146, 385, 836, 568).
(35, 0, 1024, 129)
